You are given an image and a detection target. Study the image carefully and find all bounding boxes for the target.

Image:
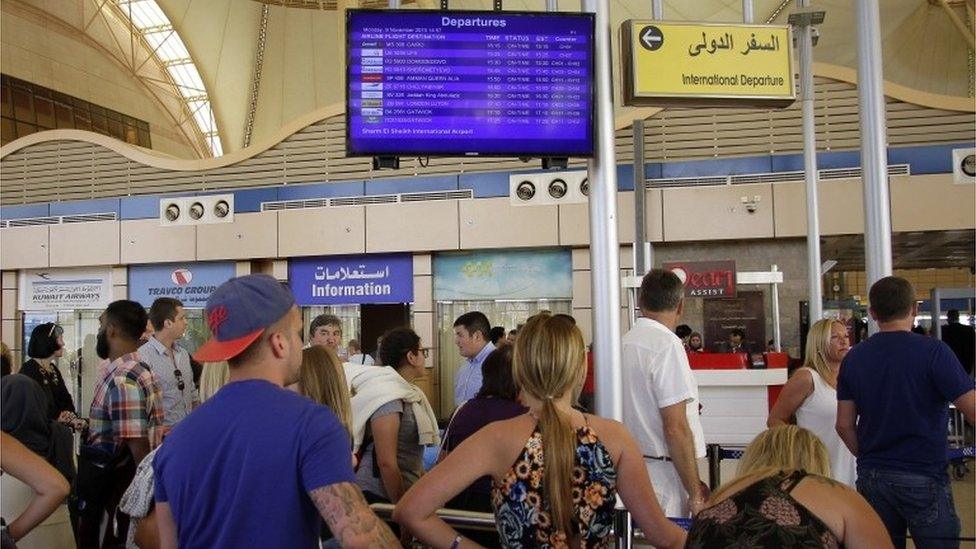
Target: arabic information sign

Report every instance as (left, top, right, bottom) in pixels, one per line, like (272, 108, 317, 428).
(19, 267, 113, 311)
(664, 260, 737, 298)
(433, 249, 572, 301)
(621, 21, 795, 107)
(289, 254, 414, 306)
(128, 262, 236, 308)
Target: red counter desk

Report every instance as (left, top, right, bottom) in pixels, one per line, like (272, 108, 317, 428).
(689, 353, 789, 446)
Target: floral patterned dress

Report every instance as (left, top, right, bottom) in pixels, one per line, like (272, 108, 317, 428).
(490, 419, 617, 548)
(686, 470, 842, 548)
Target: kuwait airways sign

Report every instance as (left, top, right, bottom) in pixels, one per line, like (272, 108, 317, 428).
(621, 21, 795, 107)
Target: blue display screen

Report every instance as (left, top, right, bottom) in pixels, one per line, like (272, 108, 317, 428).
(346, 10, 595, 157)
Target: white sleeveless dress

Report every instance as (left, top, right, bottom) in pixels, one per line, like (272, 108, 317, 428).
(794, 367, 857, 485)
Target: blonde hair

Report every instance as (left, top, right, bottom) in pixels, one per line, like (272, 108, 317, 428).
(300, 346, 354, 438)
(199, 361, 229, 402)
(803, 319, 845, 383)
(714, 425, 831, 501)
(512, 313, 587, 536)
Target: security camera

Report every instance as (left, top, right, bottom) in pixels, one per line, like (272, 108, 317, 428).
(745, 202, 758, 213)
(548, 178, 568, 199)
(516, 181, 536, 201)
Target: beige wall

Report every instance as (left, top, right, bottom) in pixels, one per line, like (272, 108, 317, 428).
(1, 2, 197, 158)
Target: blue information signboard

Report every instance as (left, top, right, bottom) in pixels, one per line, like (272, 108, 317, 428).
(289, 254, 414, 306)
(128, 262, 237, 308)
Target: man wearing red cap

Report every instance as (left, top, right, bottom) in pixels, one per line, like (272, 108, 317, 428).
(153, 274, 396, 548)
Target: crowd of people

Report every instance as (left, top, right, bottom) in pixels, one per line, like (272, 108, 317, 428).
(0, 269, 973, 548)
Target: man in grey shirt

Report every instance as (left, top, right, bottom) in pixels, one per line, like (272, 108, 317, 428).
(139, 297, 198, 435)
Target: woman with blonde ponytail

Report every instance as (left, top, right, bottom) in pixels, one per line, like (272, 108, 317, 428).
(395, 313, 686, 549)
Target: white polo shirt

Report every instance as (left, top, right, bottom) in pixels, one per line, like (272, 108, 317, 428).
(621, 317, 706, 459)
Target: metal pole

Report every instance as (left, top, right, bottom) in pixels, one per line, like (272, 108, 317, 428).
(388, 0, 400, 7)
(771, 265, 782, 352)
(797, 0, 822, 324)
(634, 120, 648, 276)
(614, 509, 634, 549)
(856, 0, 893, 334)
(742, 0, 754, 23)
(652, 0, 663, 19)
(931, 288, 942, 340)
(707, 444, 722, 490)
(583, 0, 622, 421)
(546, 0, 558, 10)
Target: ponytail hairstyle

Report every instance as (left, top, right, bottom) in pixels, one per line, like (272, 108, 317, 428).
(300, 346, 354, 439)
(512, 313, 587, 536)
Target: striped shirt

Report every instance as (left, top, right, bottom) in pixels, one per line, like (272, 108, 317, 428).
(86, 352, 164, 455)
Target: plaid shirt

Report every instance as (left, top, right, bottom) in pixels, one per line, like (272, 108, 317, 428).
(86, 352, 164, 455)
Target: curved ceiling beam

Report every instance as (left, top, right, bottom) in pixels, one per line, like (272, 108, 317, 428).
(3, 64, 972, 168)
(4, 0, 210, 158)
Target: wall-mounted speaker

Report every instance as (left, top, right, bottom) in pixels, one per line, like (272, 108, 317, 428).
(159, 194, 235, 226)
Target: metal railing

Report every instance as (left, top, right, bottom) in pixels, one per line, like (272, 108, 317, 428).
(368, 503, 692, 547)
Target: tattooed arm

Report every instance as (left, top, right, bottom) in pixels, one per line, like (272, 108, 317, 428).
(309, 482, 400, 548)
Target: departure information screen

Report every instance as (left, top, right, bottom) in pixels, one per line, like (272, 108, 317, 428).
(346, 10, 595, 157)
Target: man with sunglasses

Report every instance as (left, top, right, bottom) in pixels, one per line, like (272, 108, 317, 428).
(139, 298, 199, 436)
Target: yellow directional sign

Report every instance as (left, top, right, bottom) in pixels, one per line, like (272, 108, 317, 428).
(621, 21, 796, 107)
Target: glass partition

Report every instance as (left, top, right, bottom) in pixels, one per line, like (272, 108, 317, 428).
(435, 299, 572, 419)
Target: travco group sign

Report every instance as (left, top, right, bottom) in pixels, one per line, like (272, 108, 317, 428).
(664, 260, 737, 298)
(621, 21, 795, 107)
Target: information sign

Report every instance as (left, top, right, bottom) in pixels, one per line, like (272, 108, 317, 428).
(622, 21, 795, 107)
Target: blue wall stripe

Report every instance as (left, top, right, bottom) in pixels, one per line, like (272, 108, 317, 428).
(278, 181, 365, 200)
(4, 142, 970, 220)
(0, 203, 50, 220)
(365, 174, 458, 195)
(49, 198, 120, 217)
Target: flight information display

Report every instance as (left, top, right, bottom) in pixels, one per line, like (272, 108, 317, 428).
(346, 10, 595, 157)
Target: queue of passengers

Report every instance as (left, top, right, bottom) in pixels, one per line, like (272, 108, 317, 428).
(0, 270, 973, 548)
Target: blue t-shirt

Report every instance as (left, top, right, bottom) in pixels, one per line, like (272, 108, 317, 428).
(837, 331, 974, 478)
(154, 380, 355, 548)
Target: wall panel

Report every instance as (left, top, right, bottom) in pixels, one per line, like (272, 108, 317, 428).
(50, 221, 118, 267)
(121, 220, 196, 264)
(0, 226, 48, 269)
(196, 212, 278, 260)
(459, 198, 558, 249)
(277, 206, 365, 257)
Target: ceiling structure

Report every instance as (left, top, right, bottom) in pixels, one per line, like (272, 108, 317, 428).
(823, 230, 976, 271)
(149, 0, 974, 155)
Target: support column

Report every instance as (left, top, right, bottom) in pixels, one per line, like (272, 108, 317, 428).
(742, 0, 754, 23)
(856, 0, 893, 333)
(582, 0, 622, 420)
(652, 0, 663, 19)
(797, 0, 823, 323)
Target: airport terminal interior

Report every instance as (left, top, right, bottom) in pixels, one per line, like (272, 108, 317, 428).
(0, 0, 974, 547)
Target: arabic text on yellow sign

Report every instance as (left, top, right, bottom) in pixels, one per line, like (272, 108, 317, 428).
(624, 21, 795, 105)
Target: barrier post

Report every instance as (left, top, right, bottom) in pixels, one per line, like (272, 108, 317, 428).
(707, 443, 722, 490)
(613, 508, 634, 549)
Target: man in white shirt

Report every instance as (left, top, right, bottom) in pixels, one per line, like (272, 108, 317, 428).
(452, 311, 494, 408)
(621, 269, 707, 518)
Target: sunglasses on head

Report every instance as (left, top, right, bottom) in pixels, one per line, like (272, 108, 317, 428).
(47, 324, 63, 338)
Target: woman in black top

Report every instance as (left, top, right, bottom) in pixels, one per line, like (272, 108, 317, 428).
(19, 323, 83, 429)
